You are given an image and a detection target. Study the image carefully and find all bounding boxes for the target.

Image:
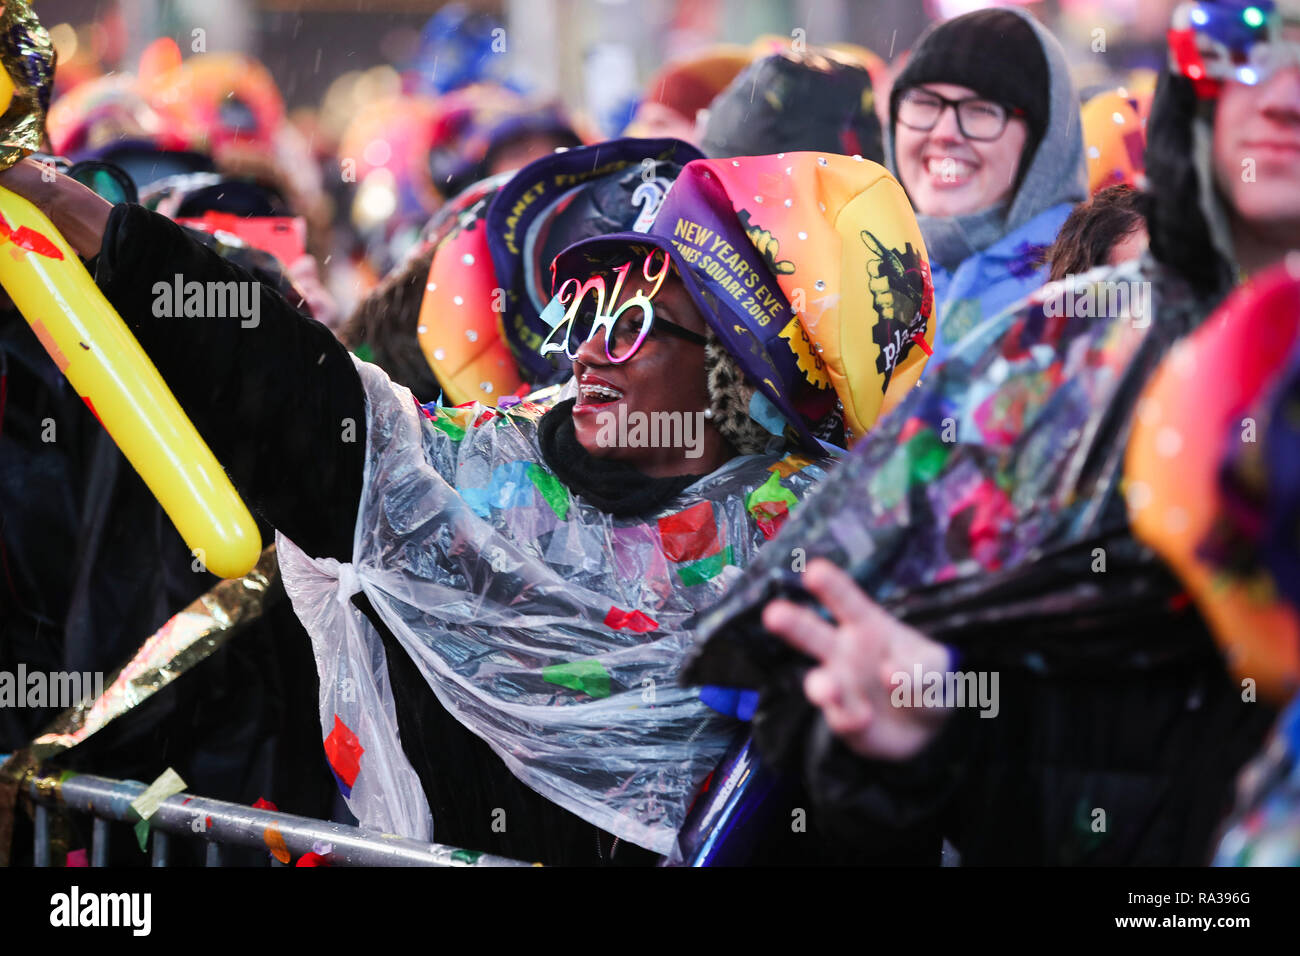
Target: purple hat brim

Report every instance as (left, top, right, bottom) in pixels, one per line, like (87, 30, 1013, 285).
(485, 137, 704, 381)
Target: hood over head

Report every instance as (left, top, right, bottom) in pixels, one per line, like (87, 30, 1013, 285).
(1143, 0, 1300, 296)
(885, 6, 1087, 270)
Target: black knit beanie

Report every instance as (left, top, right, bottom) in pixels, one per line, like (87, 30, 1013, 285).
(891, 9, 1050, 163)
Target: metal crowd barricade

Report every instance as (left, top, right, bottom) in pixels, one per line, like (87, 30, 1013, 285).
(26, 772, 533, 867)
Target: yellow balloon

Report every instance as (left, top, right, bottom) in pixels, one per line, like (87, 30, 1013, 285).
(0, 186, 261, 578)
(0, 63, 12, 114)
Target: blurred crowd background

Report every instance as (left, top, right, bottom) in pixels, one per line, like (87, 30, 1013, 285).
(30, 0, 1173, 318)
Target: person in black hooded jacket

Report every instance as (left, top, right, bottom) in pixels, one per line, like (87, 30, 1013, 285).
(1, 224, 346, 864)
(695, 3, 1300, 865)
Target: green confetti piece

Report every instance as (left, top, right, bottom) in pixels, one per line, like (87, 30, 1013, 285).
(905, 429, 951, 485)
(677, 545, 734, 586)
(432, 412, 466, 441)
(451, 849, 484, 865)
(131, 767, 187, 822)
(527, 463, 570, 519)
(870, 429, 952, 509)
(134, 818, 150, 853)
(352, 342, 374, 364)
(542, 659, 611, 699)
(745, 471, 797, 515)
(868, 445, 910, 510)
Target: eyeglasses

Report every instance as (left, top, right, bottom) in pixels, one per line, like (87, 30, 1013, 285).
(571, 302, 707, 361)
(542, 248, 707, 364)
(896, 88, 1023, 141)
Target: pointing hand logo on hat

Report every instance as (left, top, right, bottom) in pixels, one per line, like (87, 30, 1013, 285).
(862, 229, 934, 391)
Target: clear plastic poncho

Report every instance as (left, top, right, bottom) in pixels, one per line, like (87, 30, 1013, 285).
(276, 357, 826, 858)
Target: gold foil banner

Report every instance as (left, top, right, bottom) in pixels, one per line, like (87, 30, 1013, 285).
(0, 547, 278, 864)
(27, 545, 279, 761)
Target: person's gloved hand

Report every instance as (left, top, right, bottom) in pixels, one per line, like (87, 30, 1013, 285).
(761, 558, 953, 761)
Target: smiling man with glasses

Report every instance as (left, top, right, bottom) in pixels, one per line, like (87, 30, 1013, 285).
(885, 6, 1088, 368)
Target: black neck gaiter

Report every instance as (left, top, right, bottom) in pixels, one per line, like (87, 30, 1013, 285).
(537, 399, 706, 517)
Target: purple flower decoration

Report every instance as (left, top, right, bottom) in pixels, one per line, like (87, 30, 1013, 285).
(1008, 241, 1051, 280)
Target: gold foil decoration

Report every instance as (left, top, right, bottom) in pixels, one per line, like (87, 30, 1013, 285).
(27, 545, 279, 761)
(0, 546, 279, 864)
(0, 1, 56, 171)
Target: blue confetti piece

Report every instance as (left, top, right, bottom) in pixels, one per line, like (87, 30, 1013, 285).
(748, 391, 788, 437)
(698, 685, 759, 721)
(462, 461, 537, 518)
(540, 295, 566, 329)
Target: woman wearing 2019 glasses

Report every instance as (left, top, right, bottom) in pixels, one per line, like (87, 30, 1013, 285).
(0, 141, 934, 864)
(886, 5, 1088, 369)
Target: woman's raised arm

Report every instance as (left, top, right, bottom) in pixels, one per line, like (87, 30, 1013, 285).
(0, 159, 365, 564)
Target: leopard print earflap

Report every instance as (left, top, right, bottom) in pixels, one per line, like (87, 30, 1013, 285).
(704, 330, 776, 457)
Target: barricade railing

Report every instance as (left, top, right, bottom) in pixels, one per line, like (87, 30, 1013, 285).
(25, 772, 533, 867)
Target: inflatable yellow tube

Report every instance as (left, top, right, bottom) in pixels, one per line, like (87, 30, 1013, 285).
(0, 188, 262, 578)
(0, 69, 259, 578)
(0, 187, 261, 578)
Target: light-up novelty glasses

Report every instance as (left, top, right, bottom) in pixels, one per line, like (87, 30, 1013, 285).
(1170, 1, 1300, 88)
(540, 247, 707, 364)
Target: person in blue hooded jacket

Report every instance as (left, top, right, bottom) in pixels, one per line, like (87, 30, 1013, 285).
(886, 6, 1088, 369)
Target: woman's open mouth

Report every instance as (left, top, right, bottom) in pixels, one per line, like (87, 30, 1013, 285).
(574, 374, 626, 413)
(923, 155, 977, 187)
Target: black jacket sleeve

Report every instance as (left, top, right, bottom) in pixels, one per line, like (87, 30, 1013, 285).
(92, 203, 365, 564)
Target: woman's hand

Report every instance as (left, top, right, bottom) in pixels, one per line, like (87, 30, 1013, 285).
(0, 157, 113, 259)
(762, 559, 954, 761)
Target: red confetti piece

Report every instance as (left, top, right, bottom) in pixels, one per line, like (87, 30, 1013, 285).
(657, 501, 721, 563)
(911, 332, 933, 356)
(81, 395, 103, 427)
(295, 851, 332, 867)
(324, 714, 364, 789)
(66, 849, 88, 868)
(252, 797, 278, 811)
(604, 606, 659, 633)
(949, 479, 1015, 572)
(474, 409, 496, 428)
(751, 500, 790, 540)
(897, 417, 927, 444)
(0, 212, 65, 260)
